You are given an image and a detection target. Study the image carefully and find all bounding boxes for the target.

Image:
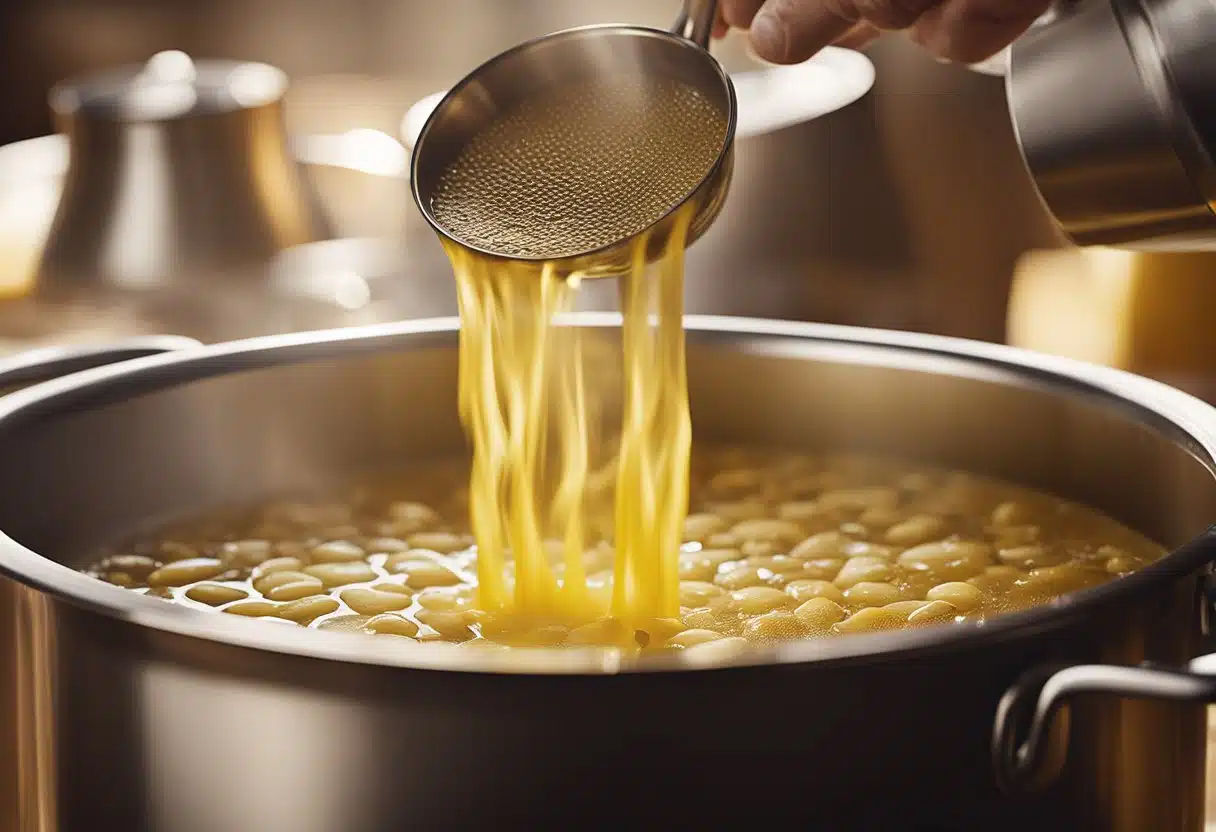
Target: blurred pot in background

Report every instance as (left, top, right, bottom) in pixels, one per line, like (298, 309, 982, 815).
(36, 53, 331, 298)
(0, 52, 426, 349)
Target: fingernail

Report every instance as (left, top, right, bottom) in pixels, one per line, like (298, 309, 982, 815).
(749, 12, 786, 62)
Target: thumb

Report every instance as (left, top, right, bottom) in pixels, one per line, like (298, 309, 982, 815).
(911, 0, 1050, 63)
(749, 0, 853, 63)
(750, 0, 940, 63)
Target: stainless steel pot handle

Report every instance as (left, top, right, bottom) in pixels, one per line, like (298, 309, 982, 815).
(0, 336, 201, 391)
(992, 526, 1216, 794)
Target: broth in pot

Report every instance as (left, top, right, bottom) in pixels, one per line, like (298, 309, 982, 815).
(86, 448, 1164, 655)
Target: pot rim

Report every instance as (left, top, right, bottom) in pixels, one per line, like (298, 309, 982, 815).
(1, 313, 1214, 676)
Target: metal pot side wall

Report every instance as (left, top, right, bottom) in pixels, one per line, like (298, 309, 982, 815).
(32, 577, 1208, 831)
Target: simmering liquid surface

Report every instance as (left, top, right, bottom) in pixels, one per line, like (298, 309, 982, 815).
(86, 449, 1165, 656)
(431, 76, 729, 258)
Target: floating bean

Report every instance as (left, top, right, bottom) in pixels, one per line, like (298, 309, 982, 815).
(794, 597, 847, 629)
(310, 541, 367, 564)
(790, 532, 848, 560)
(785, 579, 845, 604)
(907, 600, 958, 626)
(843, 582, 904, 608)
(389, 558, 462, 589)
(925, 582, 983, 613)
(885, 515, 946, 547)
(898, 541, 993, 581)
(730, 587, 796, 615)
(365, 613, 420, 637)
(305, 562, 378, 588)
(408, 532, 470, 554)
(834, 557, 894, 589)
(148, 558, 224, 588)
(833, 607, 905, 634)
(743, 611, 808, 642)
(186, 583, 249, 606)
(264, 581, 322, 604)
(255, 557, 304, 577)
(683, 513, 728, 543)
(224, 601, 280, 617)
(277, 595, 340, 624)
(679, 581, 726, 608)
(667, 629, 725, 648)
(342, 588, 413, 616)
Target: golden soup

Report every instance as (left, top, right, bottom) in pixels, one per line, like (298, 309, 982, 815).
(85, 448, 1164, 657)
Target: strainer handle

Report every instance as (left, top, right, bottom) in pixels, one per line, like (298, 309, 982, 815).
(672, 0, 718, 50)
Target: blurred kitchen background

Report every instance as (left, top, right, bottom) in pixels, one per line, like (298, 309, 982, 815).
(0, 0, 1213, 394)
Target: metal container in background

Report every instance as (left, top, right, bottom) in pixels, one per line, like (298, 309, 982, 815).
(35, 51, 332, 298)
(1006, 0, 1216, 250)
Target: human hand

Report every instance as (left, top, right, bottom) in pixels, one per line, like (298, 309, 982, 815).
(712, 0, 1053, 65)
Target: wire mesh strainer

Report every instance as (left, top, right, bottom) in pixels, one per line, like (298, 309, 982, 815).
(410, 0, 735, 277)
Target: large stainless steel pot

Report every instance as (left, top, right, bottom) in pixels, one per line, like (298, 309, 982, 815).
(3, 317, 1216, 831)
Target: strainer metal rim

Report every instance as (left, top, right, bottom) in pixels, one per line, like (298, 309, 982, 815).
(409, 22, 738, 264)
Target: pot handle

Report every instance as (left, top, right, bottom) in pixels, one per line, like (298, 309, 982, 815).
(992, 526, 1216, 794)
(0, 335, 201, 391)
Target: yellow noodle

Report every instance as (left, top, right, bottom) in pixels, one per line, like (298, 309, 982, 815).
(612, 213, 692, 620)
(444, 205, 695, 628)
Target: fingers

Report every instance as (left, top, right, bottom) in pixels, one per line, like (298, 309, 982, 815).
(720, 0, 768, 28)
(832, 20, 882, 49)
(910, 0, 1050, 62)
(734, 0, 1045, 65)
(719, 0, 884, 59)
(849, 0, 944, 29)
(749, 0, 942, 63)
(749, 0, 853, 63)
